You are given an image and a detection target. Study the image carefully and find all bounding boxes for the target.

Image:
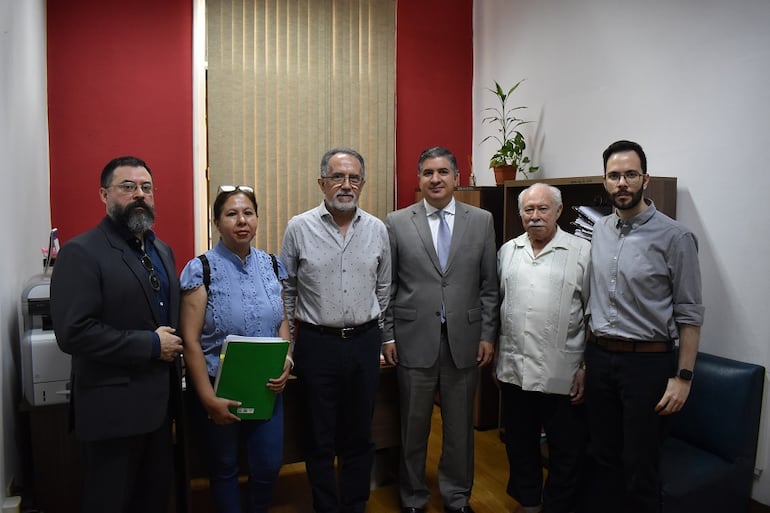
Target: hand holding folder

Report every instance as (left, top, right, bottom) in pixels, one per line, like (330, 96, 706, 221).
(213, 336, 290, 420)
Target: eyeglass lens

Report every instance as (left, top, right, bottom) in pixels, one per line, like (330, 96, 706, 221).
(606, 172, 641, 182)
(326, 173, 363, 185)
(114, 182, 154, 194)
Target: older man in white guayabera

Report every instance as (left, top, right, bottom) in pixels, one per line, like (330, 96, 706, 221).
(496, 183, 591, 513)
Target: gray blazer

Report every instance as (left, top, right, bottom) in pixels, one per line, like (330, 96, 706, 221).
(383, 200, 499, 368)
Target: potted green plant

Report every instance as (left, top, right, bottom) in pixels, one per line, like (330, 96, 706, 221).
(482, 79, 540, 183)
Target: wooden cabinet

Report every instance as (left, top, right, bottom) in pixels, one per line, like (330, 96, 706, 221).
(503, 175, 677, 241)
(22, 403, 83, 513)
(450, 186, 506, 248)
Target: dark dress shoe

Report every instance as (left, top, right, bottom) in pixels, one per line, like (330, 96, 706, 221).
(401, 508, 425, 513)
(445, 507, 475, 513)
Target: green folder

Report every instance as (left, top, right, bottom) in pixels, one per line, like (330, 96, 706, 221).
(213, 335, 289, 420)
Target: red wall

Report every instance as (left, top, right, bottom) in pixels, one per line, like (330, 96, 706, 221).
(46, 0, 472, 263)
(395, 0, 474, 207)
(47, 0, 194, 271)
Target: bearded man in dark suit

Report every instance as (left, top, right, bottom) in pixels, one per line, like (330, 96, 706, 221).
(51, 156, 184, 513)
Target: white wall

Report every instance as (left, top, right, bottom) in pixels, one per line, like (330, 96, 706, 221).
(0, 0, 52, 501)
(474, 0, 770, 504)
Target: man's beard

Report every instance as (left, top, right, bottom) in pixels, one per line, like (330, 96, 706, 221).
(109, 200, 155, 234)
(611, 187, 644, 211)
(328, 191, 358, 213)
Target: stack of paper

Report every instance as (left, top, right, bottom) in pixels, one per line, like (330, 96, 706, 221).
(571, 205, 612, 241)
(213, 336, 290, 420)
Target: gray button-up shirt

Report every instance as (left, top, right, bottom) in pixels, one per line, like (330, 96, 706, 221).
(280, 202, 391, 339)
(589, 200, 704, 341)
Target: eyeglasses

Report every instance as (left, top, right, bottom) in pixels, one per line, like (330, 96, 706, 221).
(605, 171, 644, 184)
(323, 173, 364, 185)
(140, 254, 161, 291)
(218, 185, 254, 194)
(110, 181, 154, 194)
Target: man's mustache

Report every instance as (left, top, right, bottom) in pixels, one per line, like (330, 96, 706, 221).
(128, 199, 151, 211)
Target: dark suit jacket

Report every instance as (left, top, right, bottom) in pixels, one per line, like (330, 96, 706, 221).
(383, 200, 499, 368)
(51, 216, 181, 441)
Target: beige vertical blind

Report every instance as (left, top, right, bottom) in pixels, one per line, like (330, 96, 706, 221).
(206, 0, 395, 253)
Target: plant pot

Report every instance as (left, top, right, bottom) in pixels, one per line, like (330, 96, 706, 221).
(493, 165, 517, 184)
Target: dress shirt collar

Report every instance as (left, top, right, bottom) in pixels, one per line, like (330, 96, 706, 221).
(213, 239, 255, 268)
(612, 198, 657, 231)
(423, 197, 456, 217)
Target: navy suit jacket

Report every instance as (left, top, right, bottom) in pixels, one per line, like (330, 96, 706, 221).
(51, 216, 181, 441)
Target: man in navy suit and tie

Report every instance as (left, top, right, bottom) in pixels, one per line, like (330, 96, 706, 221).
(383, 146, 499, 513)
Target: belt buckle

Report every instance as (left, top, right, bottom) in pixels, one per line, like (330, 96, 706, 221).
(340, 327, 354, 339)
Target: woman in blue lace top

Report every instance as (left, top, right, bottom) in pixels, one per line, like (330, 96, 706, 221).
(179, 185, 291, 513)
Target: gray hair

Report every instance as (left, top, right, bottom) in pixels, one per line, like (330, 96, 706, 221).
(320, 147, 366, 178)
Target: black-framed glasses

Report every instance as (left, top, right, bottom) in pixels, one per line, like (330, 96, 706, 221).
(323, 173, 364, 185)
(218, 185, 254, 194)
(605, 171, 643, 184)
(140, 254, 161, 291)
(110, 181, 154, 194)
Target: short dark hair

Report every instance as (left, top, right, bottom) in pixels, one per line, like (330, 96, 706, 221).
(100, 156, 152, 188)
(417, 146, 458, 175)
(602, 140, 647, 175)
(213, 187, 258, 220)
(320, 148, 366, 178)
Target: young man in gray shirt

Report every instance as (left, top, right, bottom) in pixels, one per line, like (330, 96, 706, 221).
(585, 140, 704, 513)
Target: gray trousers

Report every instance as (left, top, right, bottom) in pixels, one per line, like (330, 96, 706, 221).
(397, 328, 479, 509)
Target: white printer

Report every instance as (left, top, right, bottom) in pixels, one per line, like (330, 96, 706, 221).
(20, 273, 71, 405)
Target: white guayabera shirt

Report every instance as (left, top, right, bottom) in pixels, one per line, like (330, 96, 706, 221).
(496, 227, 591, 395)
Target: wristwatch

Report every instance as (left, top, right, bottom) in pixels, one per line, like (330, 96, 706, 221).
(677, 368, 694, 381)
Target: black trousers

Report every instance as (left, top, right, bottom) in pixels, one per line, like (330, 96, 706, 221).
(583, 343, 676, 513)
(500, 383, 586, 513)
(293, 323, 382, 513)
(80, 416, 173, 513)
